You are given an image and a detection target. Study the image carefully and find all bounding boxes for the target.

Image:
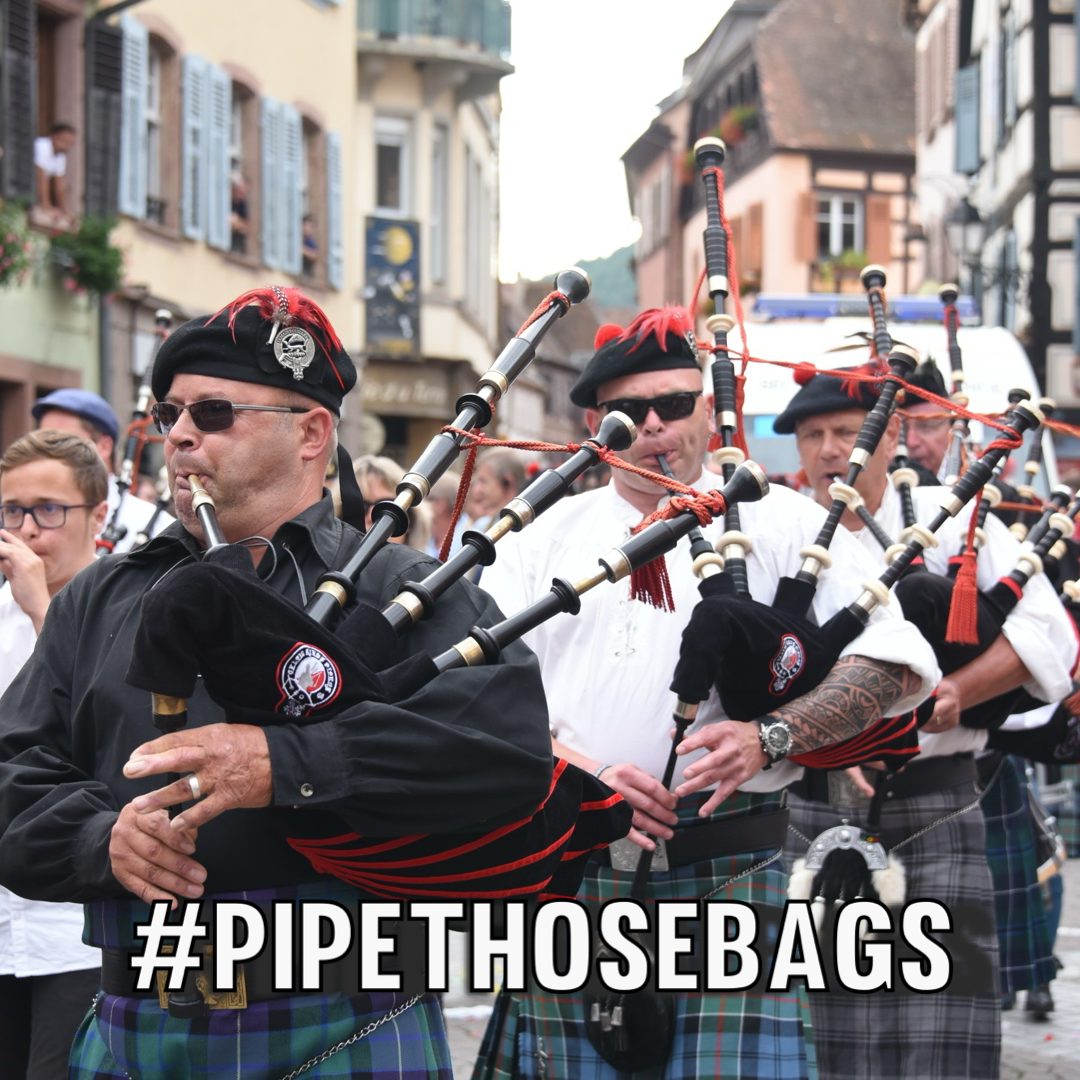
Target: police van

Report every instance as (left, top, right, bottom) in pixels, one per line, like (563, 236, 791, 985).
(724, 292, 1058, 492)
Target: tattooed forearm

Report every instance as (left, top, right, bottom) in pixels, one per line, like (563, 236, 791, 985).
(766, 655, 922, 752)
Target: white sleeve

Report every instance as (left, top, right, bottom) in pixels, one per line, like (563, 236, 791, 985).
(807, 517, 941, 716)
(977, 514, 1078, 703)
(33, 137, 51, 171)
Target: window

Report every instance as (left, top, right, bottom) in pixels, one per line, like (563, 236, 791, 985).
(227, 80, 258, 259)
(815, 194, 863, 259)
(146, 46, 164, 223)
(464, 144, 482, 314)
(375, 115, 411, 216)
(430, 122, 448, 284)
(259, 97, 302, 273)
(301, 119, 325, 279)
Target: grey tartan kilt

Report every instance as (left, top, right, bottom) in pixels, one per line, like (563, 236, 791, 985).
(785, 777, 1000, 1080)
(471, 790, 816, 1080)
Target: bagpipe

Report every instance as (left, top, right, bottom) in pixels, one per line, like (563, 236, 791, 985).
(666, 143, 937, 770)
(125, 273, 655, 906)
(96, 309, 171, 555)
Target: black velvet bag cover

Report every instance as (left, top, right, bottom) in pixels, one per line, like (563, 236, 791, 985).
(892, 566, 1019, 729)
(126, 545, 398, 722)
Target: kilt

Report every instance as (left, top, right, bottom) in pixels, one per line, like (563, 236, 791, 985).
(981, 754, 1057, 994)
(69, 990, 450, 1079)
(785, 774, 1000, 1080)
(471, 790, 816, 1080)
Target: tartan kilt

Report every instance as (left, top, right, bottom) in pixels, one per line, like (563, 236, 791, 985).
(785, 776, 1000, 1080)
(472, 790, 816, 1080)
(69, 990, 450, 1080)
(981, 754, 1057, 994)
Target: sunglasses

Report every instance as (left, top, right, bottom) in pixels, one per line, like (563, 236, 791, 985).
(152, 399, 311, 435)
(0, 502, 96, 530)
(596, 391, 702, 425)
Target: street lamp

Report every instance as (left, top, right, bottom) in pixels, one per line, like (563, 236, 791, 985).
(944, 197, 986, 269)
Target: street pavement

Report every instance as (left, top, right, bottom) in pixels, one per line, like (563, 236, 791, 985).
(441, 857, 1080, 1078)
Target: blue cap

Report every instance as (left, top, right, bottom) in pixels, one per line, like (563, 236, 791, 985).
(31, 388, 120, 443)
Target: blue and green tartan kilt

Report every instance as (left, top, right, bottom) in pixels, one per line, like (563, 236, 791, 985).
(982, 754, 1057, 994)
(69, 990, 450, 1080)
(471, 790, 816, 1080)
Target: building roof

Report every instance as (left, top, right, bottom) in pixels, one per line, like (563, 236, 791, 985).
(755, 0, 915, 155)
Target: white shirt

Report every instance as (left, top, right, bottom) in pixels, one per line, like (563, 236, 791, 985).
(102, 477, 173, 554)
(0, 583, 99, 976)
(479, 473, 939, 793)
(33, 135, 66, 178)
(860, 482, 1079, 757)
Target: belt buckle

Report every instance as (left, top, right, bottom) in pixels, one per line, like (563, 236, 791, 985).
(827, 769, 872, 808)
(608, 836, 669, 872)
(155, 945, 248, 1010)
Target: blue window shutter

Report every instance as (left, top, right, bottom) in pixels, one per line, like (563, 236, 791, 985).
(260, 97, 282, 269)
(181, 54, 207, 239)
(326, 130, 344, 289)
(118, 15, 148, 219)
(954, 64, 980, 174)
(206, 65, 231, 251)
(280, 103, 303, 276)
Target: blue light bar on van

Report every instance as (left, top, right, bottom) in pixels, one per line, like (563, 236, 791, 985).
(753, 293, 980, 322)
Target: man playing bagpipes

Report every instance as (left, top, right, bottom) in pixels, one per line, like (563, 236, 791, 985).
(471, 309, 940, 1080)
(0, 288, 566, 1079)
(902, 359, 1064, 1019)
(775, 364, 1077, 1080)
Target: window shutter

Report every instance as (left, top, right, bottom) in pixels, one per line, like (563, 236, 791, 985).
(85, 21, 123, 216)
(864, 193, 891, 265)
(795, 191, 815, 263)
(181, 55, 208, 240)
(280, 103, 303, 276)
(0, 0, 36, 200)
(206, 65, 231, 250)
(326, 130, 344, 289)
(260, 97, 282, 269)
(746, 202, 763, 273)
(954, 64, 980, 174)
(1073, 218, 1080, 354)
(118, 14, 148, 220)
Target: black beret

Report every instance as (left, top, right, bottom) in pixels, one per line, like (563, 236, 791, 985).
(570, 307, 700, 408)
(905, 359, 947, 403)
(152, 287, 357, 414)
(772, 367, 880, 434)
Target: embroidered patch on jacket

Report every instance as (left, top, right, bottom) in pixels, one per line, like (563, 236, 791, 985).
(276, 642, 341, 716)
(768, 633, 805, 695)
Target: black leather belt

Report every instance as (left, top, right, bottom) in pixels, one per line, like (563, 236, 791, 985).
(596, 808, 788, 871)
(791, 753, 977, 804)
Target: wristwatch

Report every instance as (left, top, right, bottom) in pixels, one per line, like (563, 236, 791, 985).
(757, 718, 792, 767)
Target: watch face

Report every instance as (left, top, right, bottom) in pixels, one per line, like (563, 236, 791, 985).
(763, 722, 792, 756)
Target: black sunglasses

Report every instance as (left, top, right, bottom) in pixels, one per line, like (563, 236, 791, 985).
(596, 391, 702, 425)
(152, 399, 311, 435)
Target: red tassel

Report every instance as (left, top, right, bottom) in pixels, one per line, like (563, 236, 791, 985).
(732, 371, 750, 458)
(629, 556, 675, 612)
(1064, 688, 1080, 716)
(945, 497, 981, 644)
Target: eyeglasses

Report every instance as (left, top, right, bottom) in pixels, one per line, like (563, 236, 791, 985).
(152, 398, 311, 435)
(0, 502, 96, 530)
(907, 417, 951, 436)
(596, 391, 702, 425)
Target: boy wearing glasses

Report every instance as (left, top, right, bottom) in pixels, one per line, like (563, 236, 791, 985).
(31, 387, 173, 553)
(0, 430, 108, 1079)
(472, 308, 938, 1080)
(0, 288, 552, 1079)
